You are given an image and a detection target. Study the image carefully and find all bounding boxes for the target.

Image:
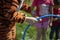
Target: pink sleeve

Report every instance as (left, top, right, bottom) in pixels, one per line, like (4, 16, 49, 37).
(32, 0, 37, 7)
(50, 0, 54, 6)
(58, 8, 60, 14)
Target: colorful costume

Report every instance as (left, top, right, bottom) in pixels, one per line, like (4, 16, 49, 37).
(0, 0, 25, 40)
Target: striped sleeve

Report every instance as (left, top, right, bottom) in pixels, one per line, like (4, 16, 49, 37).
(13, 12, 25, 23)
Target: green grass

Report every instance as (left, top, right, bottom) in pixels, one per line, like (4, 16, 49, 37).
(16, 22, 36, 40)
(16, 23, 51, 40)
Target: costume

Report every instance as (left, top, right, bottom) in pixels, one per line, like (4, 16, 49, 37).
(0, 0, 25, 40)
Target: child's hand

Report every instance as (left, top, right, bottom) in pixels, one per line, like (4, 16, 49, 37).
(36, 17, 42, 21)
(53, 18, 58, 21)
(49, 23, 52, 27)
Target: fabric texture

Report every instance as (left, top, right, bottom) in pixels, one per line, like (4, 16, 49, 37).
(32, 0, 54, 7)
(0, 0, 25, 40)
(35, 21, 49, 28)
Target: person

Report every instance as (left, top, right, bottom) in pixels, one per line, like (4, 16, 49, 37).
(31, 0, 54, 40)
(49, 2, 60, 40)
(0, 0, 38, 40)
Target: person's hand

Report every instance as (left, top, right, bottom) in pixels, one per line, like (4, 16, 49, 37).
(53, 18, 58, 21)
(36, 17, 42, 21)
(49, 22, 52, 27)
(25, 17, 38, 25)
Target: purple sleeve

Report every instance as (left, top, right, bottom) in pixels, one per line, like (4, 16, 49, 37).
(32, 0, 37, 7)
(50, 0, 54, 6)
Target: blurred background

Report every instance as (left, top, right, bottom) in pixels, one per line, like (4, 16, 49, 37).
(16, 0, 55, 40)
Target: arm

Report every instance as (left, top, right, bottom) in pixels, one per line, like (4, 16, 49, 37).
(13, 12, 38, 25)
(49, 5, 54, 27)
(25, 17, 38, 25)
